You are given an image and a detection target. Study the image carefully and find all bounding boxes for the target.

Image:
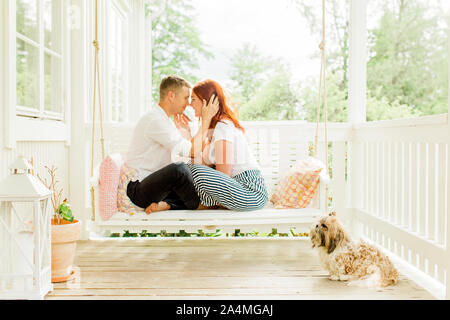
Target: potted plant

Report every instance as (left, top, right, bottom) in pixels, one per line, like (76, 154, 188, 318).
(36, 163, 81, 283)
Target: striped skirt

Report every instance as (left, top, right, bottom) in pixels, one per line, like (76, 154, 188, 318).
(186, 163, 269, 211)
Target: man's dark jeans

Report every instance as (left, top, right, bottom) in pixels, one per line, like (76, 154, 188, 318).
(126, 162, 200, 210)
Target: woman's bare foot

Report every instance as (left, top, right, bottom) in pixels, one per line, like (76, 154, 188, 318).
(145, 201, 171, 214)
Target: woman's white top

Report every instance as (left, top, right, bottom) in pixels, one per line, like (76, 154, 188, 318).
(208, 120, 260, 177)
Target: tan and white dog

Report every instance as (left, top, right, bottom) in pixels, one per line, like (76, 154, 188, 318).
(310, 212, 398, 288)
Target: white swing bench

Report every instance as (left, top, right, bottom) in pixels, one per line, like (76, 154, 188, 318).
(89, 121, 330, 236)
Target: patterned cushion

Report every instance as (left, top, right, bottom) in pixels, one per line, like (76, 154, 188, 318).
(117, 163, 145, 215)
(98, 154, 123, 221)
(270, 157, 324, 209)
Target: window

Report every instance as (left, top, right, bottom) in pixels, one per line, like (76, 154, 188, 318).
(16, 0, 65, 120)
(108, 0, 129, 123)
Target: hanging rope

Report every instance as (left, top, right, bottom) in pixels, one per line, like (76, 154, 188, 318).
(90, 0, 106, 221)
(313, 0, 329, 214)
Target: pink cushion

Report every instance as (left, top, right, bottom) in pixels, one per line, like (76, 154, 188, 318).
(270, 157, 324, 209)
(98, 154, 123, 221)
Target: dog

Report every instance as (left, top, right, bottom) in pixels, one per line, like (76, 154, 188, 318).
(310, 212, 398, 288)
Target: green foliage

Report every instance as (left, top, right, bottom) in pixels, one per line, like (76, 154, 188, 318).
(146, 0, 213, 102)
(230, 45, 302, 121)
(230, 43, 278, 105)
(57, 199, 74, 223)
(301, 72, 348, 123)
(239, 68, 302, 121)
(110, 228, 309, 238)
(367, 0, 448, 116)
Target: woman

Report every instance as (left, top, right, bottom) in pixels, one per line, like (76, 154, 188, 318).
(186, 79, 269, 211)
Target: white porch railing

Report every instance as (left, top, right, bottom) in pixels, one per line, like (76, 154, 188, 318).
(351, 114, 450, 299)
(85, 115, 449, 298)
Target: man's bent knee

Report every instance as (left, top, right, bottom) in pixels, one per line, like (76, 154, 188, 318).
(171, 162, 190, 178)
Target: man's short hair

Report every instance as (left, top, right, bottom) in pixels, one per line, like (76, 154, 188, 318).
(159, 75, 191, 100)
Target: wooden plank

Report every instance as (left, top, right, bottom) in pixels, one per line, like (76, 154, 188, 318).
(363, 142, 368, 212)
(403, 142, 411, 229)
(45, 239, 434, 300)
(398, 142, 405, 226)
(376, 141, 381, 218)
(427, 143, 437, 242)
(437, 143, 446, 246)
(393, 142, 400, 225)
(331, 142, 346, 218)
(410, 143, 418, 233)
(419, 142, 427, 237)
(383, 141, 389, 221)
(368, 142, 377, 214)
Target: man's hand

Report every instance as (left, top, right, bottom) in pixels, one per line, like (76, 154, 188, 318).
(174, 113, 192, 140)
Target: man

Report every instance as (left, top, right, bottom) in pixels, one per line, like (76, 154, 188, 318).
(125, 75, 218, 213)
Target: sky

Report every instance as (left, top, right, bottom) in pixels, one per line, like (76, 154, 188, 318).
(190, 0, 321, 86)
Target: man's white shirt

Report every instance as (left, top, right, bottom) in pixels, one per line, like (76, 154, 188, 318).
(125, 105, 192, 181)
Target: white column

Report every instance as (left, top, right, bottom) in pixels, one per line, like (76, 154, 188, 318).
(348, 0, 367, 124)
(0, 1, 4, 149)
(347, 0, 367, 238)
(128, 0, 148, 122)
(70, 0, 89, 240)
(145, 2, 152, 110)
(2, 0, 17, 149)
(446, 12, 450, 300)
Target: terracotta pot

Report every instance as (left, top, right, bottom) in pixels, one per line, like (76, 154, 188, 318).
(51, 219, 81, 283)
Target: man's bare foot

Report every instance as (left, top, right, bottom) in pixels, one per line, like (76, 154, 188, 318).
(145, 201, 171, 214)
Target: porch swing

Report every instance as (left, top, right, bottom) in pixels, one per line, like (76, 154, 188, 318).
(89, 0, 332, 236)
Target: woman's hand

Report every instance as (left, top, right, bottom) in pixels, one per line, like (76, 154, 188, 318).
(201, 95, 220, 125)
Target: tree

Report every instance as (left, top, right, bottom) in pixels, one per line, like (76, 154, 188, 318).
(300, 72, 348, 123)
(229, 44, 302, 121)
(239, 67, 302, 121)
(293, 0, 448, 121)
(229, 43, 277, 105)
(292, 0, 350, 90)
(367, 0, 448, 116)
(301, 73, 420, 123)
(146, 0, 213, 102)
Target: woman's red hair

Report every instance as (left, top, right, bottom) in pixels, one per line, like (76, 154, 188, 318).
(193, 79, 245, 133)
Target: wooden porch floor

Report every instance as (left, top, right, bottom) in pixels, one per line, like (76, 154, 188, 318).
(45, 239, 435, 300)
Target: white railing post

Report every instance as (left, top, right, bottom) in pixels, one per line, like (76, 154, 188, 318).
(348, 0, 367, 238)
(446, 137, 449, 299)
(70, 0, 90, 240)
(446, 13, 450, 300)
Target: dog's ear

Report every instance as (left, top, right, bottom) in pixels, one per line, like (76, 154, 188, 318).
(327, 225, 347, 254)
(327, 229, 342, 254)
(329, 211, 337, 217)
